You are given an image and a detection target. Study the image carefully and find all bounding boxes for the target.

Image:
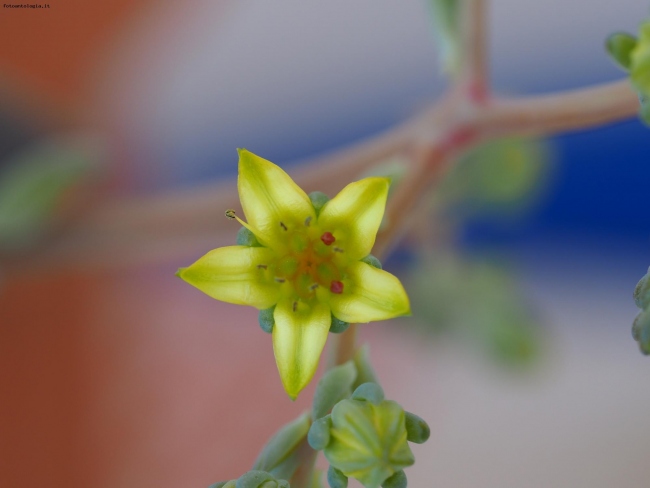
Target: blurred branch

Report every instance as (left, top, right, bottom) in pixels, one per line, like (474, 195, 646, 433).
(2, 79, 638, 275)
(458, 0, 489, 101)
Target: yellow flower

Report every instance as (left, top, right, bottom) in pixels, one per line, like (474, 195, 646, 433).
(177, 149, 410, 398)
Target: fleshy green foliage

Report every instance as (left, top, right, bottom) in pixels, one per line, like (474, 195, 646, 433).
(606, 32, 637, 71)
(427, 0, 460, 73)
(632, 267, 650, 354)
(404, 412, 430, 444)
(210, 471, 290, 488)
(0, 136, 103, 250)
(352, 345, 379, 390)
(308, 416, 332, 450)
(350, 382, 385, 404)
(439, 137, 551, 219)
(253, 413, 311, 480)
(408, 253, 543, 369)
(327, 466, 348, 488)
(312, 361, 357, 420)
(606, 20, 650, 124)
(381, 470, 407, 488)
(237, 226, 262, 247)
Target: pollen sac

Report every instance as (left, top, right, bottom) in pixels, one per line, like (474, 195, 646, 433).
(321, 232, 336, 246)
(309, 382, 429, 488)
(330, 281, 344, 294)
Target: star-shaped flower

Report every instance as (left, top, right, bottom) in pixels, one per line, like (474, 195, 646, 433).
(177, 149, 410, 398)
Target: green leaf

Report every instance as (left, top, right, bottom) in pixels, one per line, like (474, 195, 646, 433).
(630, 21, 650, 96)
(439, 137, 551, 220)
(253, 412, 310, 478)
(606, 32, 637, 71)
(427, 0, 460, 73)
(311, 361, 357, 420)
(0, 135, 104, 249)
(408, 253, 543, 369)
(352, 345, 379, 390)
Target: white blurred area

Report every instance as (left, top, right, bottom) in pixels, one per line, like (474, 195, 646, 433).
(97, 0, 648, 185)
(83, 1, 650, 486)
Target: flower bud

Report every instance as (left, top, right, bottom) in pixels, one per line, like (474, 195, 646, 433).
(209, 481, 237, 488)
(606, 32, 637, 71)
(634, 267, 650, 309)
(323, 397, 415, 488)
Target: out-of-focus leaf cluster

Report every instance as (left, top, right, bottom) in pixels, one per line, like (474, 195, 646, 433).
(606, 20, 650, 125)
(438, 137, 551, 221)
(0, 135, 104, 251)
(632, 267, 650, 354)
(407, 252, 544, 369)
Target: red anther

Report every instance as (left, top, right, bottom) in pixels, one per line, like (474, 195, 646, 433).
(330, 280, 344, 294)
(320, 232, 336, 246)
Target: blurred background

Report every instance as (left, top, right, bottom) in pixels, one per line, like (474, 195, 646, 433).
(1, 1, 649, 487)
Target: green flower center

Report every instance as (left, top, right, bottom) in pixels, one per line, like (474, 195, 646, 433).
(261, 221, 348, 306)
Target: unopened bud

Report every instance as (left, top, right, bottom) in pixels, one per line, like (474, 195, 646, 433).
(381, 470, 407, 488)
(404, 412, 430, 444)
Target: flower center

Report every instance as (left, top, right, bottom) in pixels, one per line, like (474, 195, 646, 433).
(269, 224, 346, 305)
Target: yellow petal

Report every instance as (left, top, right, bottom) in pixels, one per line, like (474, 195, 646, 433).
(317, 177, 390, 261)
(238, 149, 316, 250)
(330, 261, 410, 323)
(272, 299, 331, 399)
(177, 246, 279, 309)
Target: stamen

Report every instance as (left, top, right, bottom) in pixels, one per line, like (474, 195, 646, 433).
(304, 216, 312, 227)
(274, 277, 286, 283)
(257, 264, 268, 270)
(333, 247, 344, 253)
(225, 209, 237, 220)
(292, 301, 298, 312)
(280, 222, 288, 231)
(321, 232, 336, 246)
(330, 281, 344, 294)
(309, 283, 319, 291)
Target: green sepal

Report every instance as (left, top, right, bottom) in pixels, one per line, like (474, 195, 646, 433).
(352, 345, 379, 390)
(404, 412, 430, 444)
(329, 315, 350, 334)
(253, 412, 310, 479)
(237, 226, 262, 247)
(606, 32, 637, 71)
(308, 415, 332, 450)
(326, 466, 348, 488)
(351, 382, 384, 405)
(312, 361, 357, 420)
(308, 191, 330, 216)
(360, 254, 383, 270)
(258, 307, 276, 333)
(633, 267, 650, 309)
(381, 470, 407, 488)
